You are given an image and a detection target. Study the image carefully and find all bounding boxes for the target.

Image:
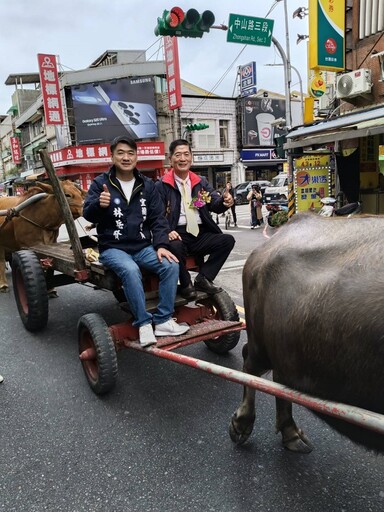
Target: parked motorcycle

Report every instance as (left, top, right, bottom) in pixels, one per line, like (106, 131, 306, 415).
(318, 197, 362, 217)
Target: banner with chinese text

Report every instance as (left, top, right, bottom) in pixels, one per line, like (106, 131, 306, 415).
(37, 54, 64, 124)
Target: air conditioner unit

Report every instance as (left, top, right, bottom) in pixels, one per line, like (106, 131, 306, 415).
(336, 69, 372, 99)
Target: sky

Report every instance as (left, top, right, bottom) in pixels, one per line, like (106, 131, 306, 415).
(0, 0, 309, 114)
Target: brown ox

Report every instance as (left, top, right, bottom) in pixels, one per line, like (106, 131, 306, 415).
(0, 180, 84, 292)
(230, 213, 384, 453)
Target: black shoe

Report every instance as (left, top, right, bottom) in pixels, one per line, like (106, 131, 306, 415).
(194, 275, 222, 294)
(179, 283, 197, 301)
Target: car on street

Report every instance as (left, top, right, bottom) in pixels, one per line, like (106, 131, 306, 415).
(264, 173, 288, 203)
(235, 180, 272, 205)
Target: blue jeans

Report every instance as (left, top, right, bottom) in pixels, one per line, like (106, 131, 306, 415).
(99, 246, 179, 327)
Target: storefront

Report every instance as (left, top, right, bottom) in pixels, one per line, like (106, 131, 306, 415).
(239, 148, 286, 182)
(285, 105, 384, 213)
(47, 141, 165, 189)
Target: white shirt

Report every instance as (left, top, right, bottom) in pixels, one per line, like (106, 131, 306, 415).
(174, 174, 202, 226)
(117, 178, 135, 203)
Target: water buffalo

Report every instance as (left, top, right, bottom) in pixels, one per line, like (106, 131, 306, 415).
(230, 213, 384, 453)
(0, 180, 84, 292)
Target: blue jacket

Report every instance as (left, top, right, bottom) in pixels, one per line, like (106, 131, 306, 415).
(83, 166, 170, 254)
(155, 170, 228, 233)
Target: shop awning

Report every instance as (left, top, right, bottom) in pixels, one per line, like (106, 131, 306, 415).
(285, 105, 384, 149)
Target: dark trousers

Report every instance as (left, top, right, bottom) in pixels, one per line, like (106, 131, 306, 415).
(170, 225, 235, 288)
(231, 204, 237, 224)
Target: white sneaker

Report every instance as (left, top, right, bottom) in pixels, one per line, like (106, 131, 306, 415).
(139, 324, 157, 348)
(0, 375, 3, 383)
(154, 318, 190, 337)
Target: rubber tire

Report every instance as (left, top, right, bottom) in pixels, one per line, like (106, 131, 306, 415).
(199, 290, 240, 354)
(12, 250, 49, 332)
(78, 313, 118, 395)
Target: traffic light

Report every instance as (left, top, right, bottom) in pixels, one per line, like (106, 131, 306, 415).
(154, 7, 215, 38)
(185, 123, 209, 131)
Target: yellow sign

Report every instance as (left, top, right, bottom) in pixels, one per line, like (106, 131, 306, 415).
(308, 69, 327, 97)
(309, 0, 345, 72)
(295, 155, 331, 211)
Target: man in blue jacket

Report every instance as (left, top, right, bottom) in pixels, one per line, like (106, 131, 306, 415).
(155, 139, 235, 301)
(83, 136, 189, 347)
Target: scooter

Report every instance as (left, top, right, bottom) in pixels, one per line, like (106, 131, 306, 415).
(318, 197, 362, 217)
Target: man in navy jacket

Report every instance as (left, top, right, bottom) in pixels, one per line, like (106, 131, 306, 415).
(155, 139, 235, 300)
(83, 136, 189, 347)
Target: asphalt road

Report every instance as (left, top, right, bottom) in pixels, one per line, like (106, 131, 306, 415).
(1, 205, 384, 511)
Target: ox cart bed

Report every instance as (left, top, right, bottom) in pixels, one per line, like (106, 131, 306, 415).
(8, 151, 384, 443)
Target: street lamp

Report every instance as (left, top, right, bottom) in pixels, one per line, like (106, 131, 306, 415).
(265, 63, 304, 124)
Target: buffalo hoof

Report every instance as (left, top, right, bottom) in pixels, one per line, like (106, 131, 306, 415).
(229, 413, 254, 445)
(282, 428, 313, 453)
(0, 285, 9, 293)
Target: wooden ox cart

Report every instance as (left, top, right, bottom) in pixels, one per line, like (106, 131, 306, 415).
(9, 151, 384, 447)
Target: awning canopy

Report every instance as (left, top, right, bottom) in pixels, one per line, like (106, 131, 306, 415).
(285, 105, 384, 149)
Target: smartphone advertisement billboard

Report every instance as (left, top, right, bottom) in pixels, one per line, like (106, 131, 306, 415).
(71, 77, 158, 144)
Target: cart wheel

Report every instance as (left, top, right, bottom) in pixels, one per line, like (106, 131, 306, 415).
(12, 250, 48, 332)
(198, 290, 240, 354)
(78, 313, 118, 395)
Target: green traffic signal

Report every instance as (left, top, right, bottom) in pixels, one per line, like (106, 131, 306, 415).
(154, 7, 215, 38)
(185, 123, 209, 131)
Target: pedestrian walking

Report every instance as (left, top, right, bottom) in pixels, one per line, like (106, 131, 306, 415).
(225, 181, 237, 227)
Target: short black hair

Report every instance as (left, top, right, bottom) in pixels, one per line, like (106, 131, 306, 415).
(110, 136, 137, 154)
(169, 139, 191, 156)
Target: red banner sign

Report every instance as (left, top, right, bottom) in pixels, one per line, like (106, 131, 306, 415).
(164, 36, 182, 110)
(10, 136, 22, 164)
(37, 53, 64, 125)
(49, 142, 165, 168)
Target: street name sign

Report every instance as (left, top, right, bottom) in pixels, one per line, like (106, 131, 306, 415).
(227, 14, 274, 47)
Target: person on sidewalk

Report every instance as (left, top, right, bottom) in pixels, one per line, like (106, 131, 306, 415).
(83, 136, 189, 348)
(155, 139, 235, 301)
(247, 183, 263, 229)
(225, 181, 237, 227)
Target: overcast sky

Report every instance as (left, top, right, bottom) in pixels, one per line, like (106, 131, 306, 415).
(0, 0, 309, 114)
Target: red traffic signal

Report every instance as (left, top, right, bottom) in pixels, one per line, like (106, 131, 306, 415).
(155, 7, 215, 38)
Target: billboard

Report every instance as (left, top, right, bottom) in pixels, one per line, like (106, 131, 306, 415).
(240, 97, 286, 147)
(71, 77, 158, 144)
(308, 0, 345, 72)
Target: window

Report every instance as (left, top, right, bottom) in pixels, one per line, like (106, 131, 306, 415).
(197, 119, 215, 149)
(359, 0, 384, 38)
(219, 120, 229, 148)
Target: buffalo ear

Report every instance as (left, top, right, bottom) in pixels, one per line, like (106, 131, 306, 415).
(34, 181, 53, 193)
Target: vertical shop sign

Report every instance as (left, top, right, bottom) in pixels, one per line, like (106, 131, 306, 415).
(37, 54, 64, 124)
(164, 36, 182, 110)
(294, 154, 333, 211)
(308, 0, 345, 71)
(10, 136, 22, 164)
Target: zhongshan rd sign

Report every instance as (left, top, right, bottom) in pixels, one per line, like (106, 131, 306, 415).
(227, 14, 274, 47)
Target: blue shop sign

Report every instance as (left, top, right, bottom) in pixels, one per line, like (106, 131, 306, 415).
(241, 149, 278, 161)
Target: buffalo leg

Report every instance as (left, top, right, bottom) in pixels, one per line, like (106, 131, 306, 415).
(229, 343, 261, 445)
(274, 372, 313, 453)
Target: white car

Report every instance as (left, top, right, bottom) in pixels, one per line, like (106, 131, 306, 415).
(264, 173, 288, 203)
